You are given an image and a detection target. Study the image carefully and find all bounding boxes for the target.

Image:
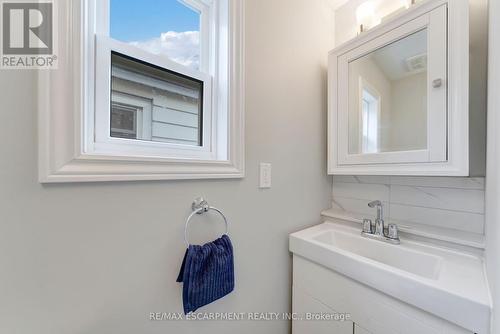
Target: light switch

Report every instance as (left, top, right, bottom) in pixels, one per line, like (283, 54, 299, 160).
(259, 163, 272, 188)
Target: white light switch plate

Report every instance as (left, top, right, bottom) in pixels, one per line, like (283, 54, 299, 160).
(259, 163, 272, 188)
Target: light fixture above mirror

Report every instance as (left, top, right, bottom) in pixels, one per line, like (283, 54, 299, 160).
(356, 1, 380, 33)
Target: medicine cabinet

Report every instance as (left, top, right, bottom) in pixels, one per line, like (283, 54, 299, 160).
(328, 0, 469, 175)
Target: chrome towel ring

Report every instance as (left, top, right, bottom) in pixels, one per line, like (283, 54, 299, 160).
(184, 197, 229, 247)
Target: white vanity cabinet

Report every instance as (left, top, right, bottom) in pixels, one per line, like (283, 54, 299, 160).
(328, 0, 470, 175)
(292, 288, 354, 334)
(292, 255, 473, 334)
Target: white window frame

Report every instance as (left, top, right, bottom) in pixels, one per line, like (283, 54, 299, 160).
(358, 77, 381, 154)
(95, 37, 213, 159)
(38, 0, 245, 182)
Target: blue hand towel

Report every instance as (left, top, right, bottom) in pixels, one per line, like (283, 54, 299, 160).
(176, 234, 234, 314)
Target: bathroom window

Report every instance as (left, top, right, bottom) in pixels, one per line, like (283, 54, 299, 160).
(361, 90, 379, 153)
(106, 0, 204, 147)
(360, 79, 380, 154)
(38, 0, 244, 182)
(95, 0, 213, 159)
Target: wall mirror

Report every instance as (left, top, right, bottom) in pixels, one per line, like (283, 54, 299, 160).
(348, 28, 428, 155)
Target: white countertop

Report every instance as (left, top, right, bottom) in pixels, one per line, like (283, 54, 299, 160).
(289, 221, 491, 333)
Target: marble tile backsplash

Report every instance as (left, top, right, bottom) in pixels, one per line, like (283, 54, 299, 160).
(332, 176, 485, 246)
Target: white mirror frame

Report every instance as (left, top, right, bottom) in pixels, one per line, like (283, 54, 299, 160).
(328, 0, 469, 176)
(38, 0, 245, 183)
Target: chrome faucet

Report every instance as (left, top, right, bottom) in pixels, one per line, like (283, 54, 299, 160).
(361, 200, 400, 245)
(368, 200, 384, 236)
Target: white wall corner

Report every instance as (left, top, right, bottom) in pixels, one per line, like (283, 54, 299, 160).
(325, 0, 350, 11)
(485, 0, 500, 332)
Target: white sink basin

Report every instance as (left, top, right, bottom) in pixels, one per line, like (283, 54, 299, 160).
(313, 230, 442, 280)
(290, 222, 491, 334)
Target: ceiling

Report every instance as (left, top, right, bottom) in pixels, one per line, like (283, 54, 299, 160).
(371, 28, 428, 81)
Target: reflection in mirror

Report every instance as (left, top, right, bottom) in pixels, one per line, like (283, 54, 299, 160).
(348, 29, 428, 155)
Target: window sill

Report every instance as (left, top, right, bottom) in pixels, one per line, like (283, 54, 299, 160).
(39, 154, 244, 183)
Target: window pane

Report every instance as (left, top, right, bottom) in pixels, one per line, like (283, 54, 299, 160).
(110, 0, 201, 70)
(361, 89, 379, 154)
(110, 52, 203, 146)
(111, 105, 137, 139)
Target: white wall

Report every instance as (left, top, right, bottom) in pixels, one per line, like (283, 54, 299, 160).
(390, 73, 427, 152)
(0, 1, 333, 333)
(469, 0, 489, 177)
(486, 0, 500, 332)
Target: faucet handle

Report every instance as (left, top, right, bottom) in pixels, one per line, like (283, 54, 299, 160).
(368, 200, 382, 208)
(387, 224, 399, 240)
(362, 219, 372, 233)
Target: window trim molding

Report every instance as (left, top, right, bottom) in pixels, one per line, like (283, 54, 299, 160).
(38, 0, 245, 183)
